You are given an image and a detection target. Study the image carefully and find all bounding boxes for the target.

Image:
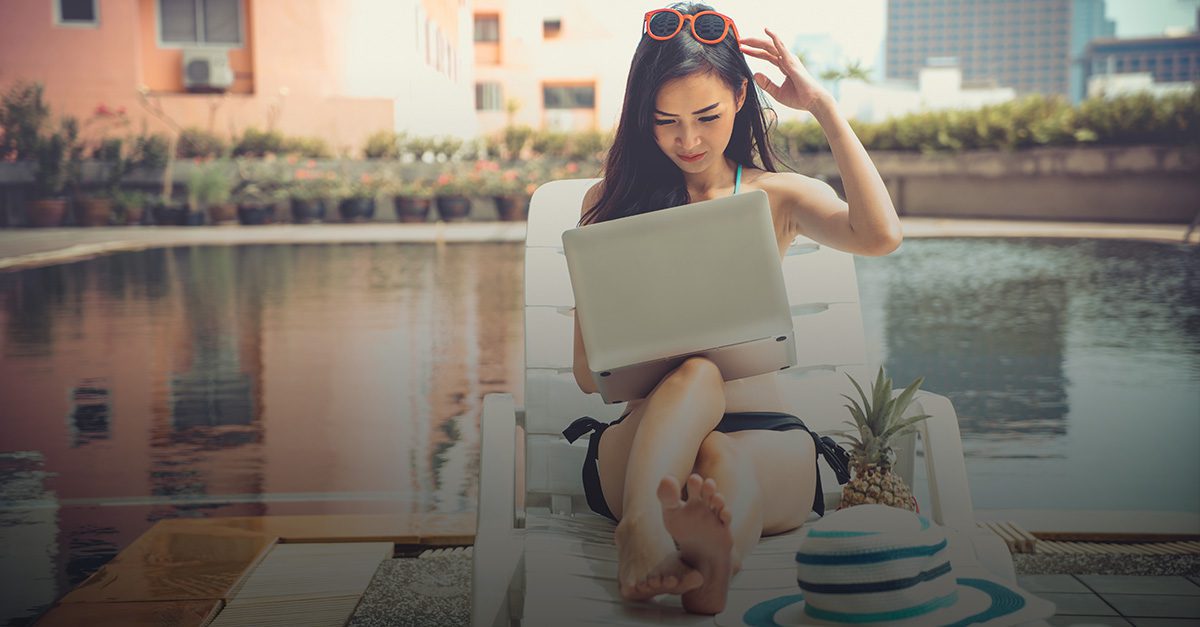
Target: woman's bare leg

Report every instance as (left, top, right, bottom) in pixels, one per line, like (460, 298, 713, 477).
(661, 428, 819, 614)
(595, 357, 727, 599)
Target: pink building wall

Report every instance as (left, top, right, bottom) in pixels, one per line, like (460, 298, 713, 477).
(0, 0, 428, 154)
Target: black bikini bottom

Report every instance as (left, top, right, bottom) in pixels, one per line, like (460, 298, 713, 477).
(562, 411, 851, 523)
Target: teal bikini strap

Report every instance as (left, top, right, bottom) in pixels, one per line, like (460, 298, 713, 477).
(733, 163, 742, 195)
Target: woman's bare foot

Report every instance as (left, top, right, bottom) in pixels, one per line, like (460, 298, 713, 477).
(657, 473, 735, 615)
(614, 513, 704, 601)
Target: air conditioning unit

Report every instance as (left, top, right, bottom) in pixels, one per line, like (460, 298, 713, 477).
(182, 49, 234, 92)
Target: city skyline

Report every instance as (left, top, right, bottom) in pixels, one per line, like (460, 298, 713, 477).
(751, 0, 1199, 79)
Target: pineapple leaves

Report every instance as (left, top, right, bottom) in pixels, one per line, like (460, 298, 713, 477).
(880, 413, 933, 441)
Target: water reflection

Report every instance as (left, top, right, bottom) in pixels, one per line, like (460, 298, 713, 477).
(0, 238, 1195, 623)
(856, 238, 1200, 510)
(0, 243, 524, 624)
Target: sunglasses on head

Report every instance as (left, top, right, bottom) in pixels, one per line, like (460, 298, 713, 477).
(643, 8, 739, 45)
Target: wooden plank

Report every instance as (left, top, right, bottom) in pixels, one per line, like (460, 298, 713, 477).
(35, 600, 223, 627)
(60, 521, 274, 604)
(186, 514, 423, 545)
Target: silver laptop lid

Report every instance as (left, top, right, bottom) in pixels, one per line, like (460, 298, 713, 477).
(562, 189, 791, 373)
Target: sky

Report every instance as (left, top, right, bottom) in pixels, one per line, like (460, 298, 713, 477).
(730, 0, 1200, 79)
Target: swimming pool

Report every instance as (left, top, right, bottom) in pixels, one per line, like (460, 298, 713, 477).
(0, 238, 1196, 622)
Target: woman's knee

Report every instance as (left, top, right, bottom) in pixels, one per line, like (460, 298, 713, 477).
(660, 356, 724, 399)
(693, 431, 740, 476)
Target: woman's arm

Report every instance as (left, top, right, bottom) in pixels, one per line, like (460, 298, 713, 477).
(740, 27, 902, 257)
(572, 182, 603, 395)
(784, 95, 902, 257)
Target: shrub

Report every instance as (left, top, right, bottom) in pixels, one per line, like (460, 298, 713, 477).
(177, 127, 228, 159)
(364, 130, 402, 159)
(282, 135, 332, 159)
(233, 127, 286, 157)
(0, 80, 50, 161)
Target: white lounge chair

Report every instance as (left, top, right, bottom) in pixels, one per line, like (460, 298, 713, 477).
(472, 178, 1016, 626)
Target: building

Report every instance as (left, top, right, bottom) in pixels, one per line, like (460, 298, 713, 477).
(1082, 32, 1200, 96)
(885, 0, 1116, 103)
(472, 0, 648, 136)
(0, 0, 478, 154)
(838, 60, 1017, 122)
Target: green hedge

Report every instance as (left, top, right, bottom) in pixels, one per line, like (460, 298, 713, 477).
(773, 90, 1200, 154)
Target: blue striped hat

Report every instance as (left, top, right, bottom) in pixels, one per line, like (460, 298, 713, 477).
(749, 504, 1055, 626)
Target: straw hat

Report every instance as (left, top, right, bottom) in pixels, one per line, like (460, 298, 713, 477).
(717, 505, 1055, 627)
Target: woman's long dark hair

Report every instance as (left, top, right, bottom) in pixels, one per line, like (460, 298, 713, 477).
(581, 2, 787, 225)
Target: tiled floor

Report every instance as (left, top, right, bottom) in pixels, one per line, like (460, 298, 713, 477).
(1020, 574, 1200, 626)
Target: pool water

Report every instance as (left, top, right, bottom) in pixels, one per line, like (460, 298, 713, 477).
(0, 238, 1196, 623)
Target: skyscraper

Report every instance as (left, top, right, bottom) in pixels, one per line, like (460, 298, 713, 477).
(885, 0, 1116, 103)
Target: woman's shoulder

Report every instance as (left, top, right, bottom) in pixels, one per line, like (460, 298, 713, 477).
(742, 168, 824, 193)
(743, 168, 838, 214)
(581, 180, 605, 217)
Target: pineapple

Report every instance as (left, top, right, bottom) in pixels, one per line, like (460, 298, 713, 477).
(837, 367, 931, 512)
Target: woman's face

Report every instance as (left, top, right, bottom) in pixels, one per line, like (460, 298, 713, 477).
(652, 71, 746, 173)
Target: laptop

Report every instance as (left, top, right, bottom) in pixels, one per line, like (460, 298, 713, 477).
(561, 189, 796, 404)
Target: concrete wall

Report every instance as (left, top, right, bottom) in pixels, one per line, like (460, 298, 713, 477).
(2, 145, 1197, 225)
(789, 145, 1200, 223)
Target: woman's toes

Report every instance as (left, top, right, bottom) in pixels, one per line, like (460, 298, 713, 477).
(700, 477, 717, 502)
(709, 491, 726, 514)
(657, 476, 682, 510)
(686, 473, 704, 497)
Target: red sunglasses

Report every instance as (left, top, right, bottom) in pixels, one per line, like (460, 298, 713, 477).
(643, 8, 739, 45)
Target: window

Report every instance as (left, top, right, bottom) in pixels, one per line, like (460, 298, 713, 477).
(475, 14, 499, 43)
(476, 82, 503, 111)
(543, 84, 595, 109)
(544, 18, 562, 39)
(56, 0, 97, 25)
(159, 0, 242, 46)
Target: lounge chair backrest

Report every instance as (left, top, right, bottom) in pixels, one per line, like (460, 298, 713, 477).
(523, 178, 882, 513)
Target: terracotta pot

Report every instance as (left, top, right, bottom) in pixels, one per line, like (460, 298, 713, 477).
(435, 195, 472, 222)
(494, 195, 529, 221)
(207, 203, 238, 225)
(120, 204, 145, 226)
(76, 197, 113, 227)
(26, 198, 68, 227)
(393, 196, 431, 223)
(338, 197, 376, 223)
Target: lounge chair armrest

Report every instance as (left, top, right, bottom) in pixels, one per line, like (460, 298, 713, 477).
(472, 393, 524, 627)
(911, 390, 976, 530)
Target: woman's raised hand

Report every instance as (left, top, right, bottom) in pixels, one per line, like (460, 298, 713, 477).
(739, 27, 832, 113)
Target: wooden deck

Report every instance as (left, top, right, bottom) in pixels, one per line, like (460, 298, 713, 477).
(34, 513, 474, 626)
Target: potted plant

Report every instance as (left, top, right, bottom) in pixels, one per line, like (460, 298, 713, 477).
(111, 188, 150, 225)
(384, 172, 434, 223)
(26, 116, 81, 227)
(187, 160, 235, 225)
(431, 169, 479, 222)
(336, 171, 382, 223)
(483, 163, 538, 222)
(231, 182, 282, 225)
(289, 169, 337, 223)
(837, 367, 932, 512)
(231, 157, 288, 225)
(78, 121, 168, 227)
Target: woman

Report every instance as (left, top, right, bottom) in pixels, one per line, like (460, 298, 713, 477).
(564, 2, 901, 615)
